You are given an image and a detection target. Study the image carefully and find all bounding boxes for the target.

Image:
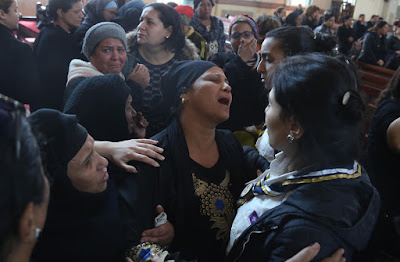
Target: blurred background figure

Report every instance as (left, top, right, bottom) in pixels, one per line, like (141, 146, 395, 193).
(284, 11, 301, 27)
(358, 20, 388, 66)
(353, 14, 366, 41)
(255, 14, 281, 50)
(113, 0, 144, 33)
(273, 6, 286, 25)
(385, 20, 400, 70)
(337, 15, 354, 57)
(74, 0, 118, 48)
(301, 5, 320, 30)
(314, 13, 335, 36)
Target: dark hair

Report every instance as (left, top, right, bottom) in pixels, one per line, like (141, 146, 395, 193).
(359, 14, 365, 18)
(374, 20, 388, 30)
(48, 0, 81, 20)
(342, 15, 351, 23)
(284, 11, 300, 26)
(275, 6, 285, 15)
(255, 14, 281, 40)
(266, 26, 335, 56)
(193, 0, 214, 11)
(0, 0, 13, 13)
(323, 13, 334, 22)
(304, 5, 319, 18)
(268, 53, 364, 167)
(145, 3, 185, 52)
(371, 15, 378, 19)
(378, 67, 400, 105)
(167, 2, 177, 8)
(0, 98, 45, 259)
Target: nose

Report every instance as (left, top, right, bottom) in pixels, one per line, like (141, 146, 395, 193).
(138, 21, 145, 30)
(222, 82, 232, 93)
(98, 153, 109, 169)
(257, 58, 266, 75)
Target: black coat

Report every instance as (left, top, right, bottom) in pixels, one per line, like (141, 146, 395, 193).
(337, 24, 354, 56)
(0, 24, 40, 108)
(226, 166, 380, 261)
(358, 31, 387, 66)
(353, 20, 367, 41)
(211, 52, 266, 131)
(385, 35, 400, 70)
(119, 119, 269, 261)
(33, 24, 82, 111)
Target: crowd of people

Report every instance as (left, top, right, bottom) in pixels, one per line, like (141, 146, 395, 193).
(1, 0, 400, 261)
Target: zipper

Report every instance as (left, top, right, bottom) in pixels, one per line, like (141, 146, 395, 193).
(233, 225, 278, 262)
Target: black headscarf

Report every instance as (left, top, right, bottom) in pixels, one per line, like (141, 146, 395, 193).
(193, 0, 214, 10)
(113, 0, 145, 32)
(28, 109, 88, 191)
(64, 74, 130, 142)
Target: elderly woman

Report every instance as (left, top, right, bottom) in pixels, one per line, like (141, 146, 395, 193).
(211, 15, 265, 133)
(73, 0, 118, 47)
(65, 21, 149, 103)
(123, 3, 199, 137)
(190, 0, 225, 59)
(0, 96, 49, 262)
(226, 53, 380, 261)
(0, 0, 40, 109)
(29, 109, 124, 262)
(123, 61, 269, 261)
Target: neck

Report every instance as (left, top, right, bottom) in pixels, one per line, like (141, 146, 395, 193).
(5, 242, 33, 262)
(180, 111, 216, 149)
(138, 45, 174, 65)
(54, 19, 70, 32)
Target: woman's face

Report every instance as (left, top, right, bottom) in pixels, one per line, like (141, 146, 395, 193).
(0, 0, 20, 30)
(125, 95, 136, 135)
(183, 66, 232, 124)
(102, 7, 117, 22)
(265, 89, 291, 151)
(90, 38, 127, 74)
(137, 7, 172, 47)
(57, 1, 84, 30)
(257, 37, 285, 90)
(324, 16, 335, 28)
(230, 22, 254, 54)
(196, 0, 212, 20)
(67, 135, 109, 193)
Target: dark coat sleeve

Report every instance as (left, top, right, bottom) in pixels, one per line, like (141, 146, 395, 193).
(242, 146, 270, 172)
(266, 223, 351, 262)
(217, 18, 226, 53)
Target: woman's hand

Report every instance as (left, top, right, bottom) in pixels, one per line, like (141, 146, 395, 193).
(128, 63, 150, 88)
(132, 111, 148, 139)
(377, 59, 385, 66)
(286, 243, 345, 262)
(94, 139, 165, 173)
(238, 37, 257, 63)
(141, 205, 174, 247)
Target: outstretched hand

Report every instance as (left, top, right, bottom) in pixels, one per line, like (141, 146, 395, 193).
(94, 139, 164, 173)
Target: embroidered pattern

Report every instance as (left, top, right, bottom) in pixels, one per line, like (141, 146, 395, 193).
(192, 171, 235, 243)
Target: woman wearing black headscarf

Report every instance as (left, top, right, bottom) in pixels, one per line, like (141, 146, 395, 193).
(28, 109, 123, 262)
(73, 0, 118, 48)
(123, 60, 269, 262)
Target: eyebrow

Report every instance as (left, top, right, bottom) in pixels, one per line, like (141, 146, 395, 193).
(82, 147, 93, 166)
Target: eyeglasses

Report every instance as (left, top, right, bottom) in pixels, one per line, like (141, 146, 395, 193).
(0, 93, 26, 160)
(230, 31, 254, 40)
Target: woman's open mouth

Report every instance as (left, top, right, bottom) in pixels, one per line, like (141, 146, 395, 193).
(218, 97, 230, 106)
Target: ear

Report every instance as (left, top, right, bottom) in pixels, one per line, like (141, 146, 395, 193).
(18, 202, 36, 244)
(0, 9, 6, 20)
(288, 117, 304, 140)
(56, 8, 64, 19)
(166, 25, 173, 37)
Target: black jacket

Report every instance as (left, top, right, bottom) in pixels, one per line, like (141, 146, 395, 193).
(337, 24, 354, 56)
(33, 24, 82, 110)
(353, 21, 367, 41)
(358, 31, 387, 66)
(385, 35, 400, 70)
(0, 24, 40, 108)
(211, 53, 266, 131)
(118, 119, 269, 261)
(226, 166, 380, 262)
